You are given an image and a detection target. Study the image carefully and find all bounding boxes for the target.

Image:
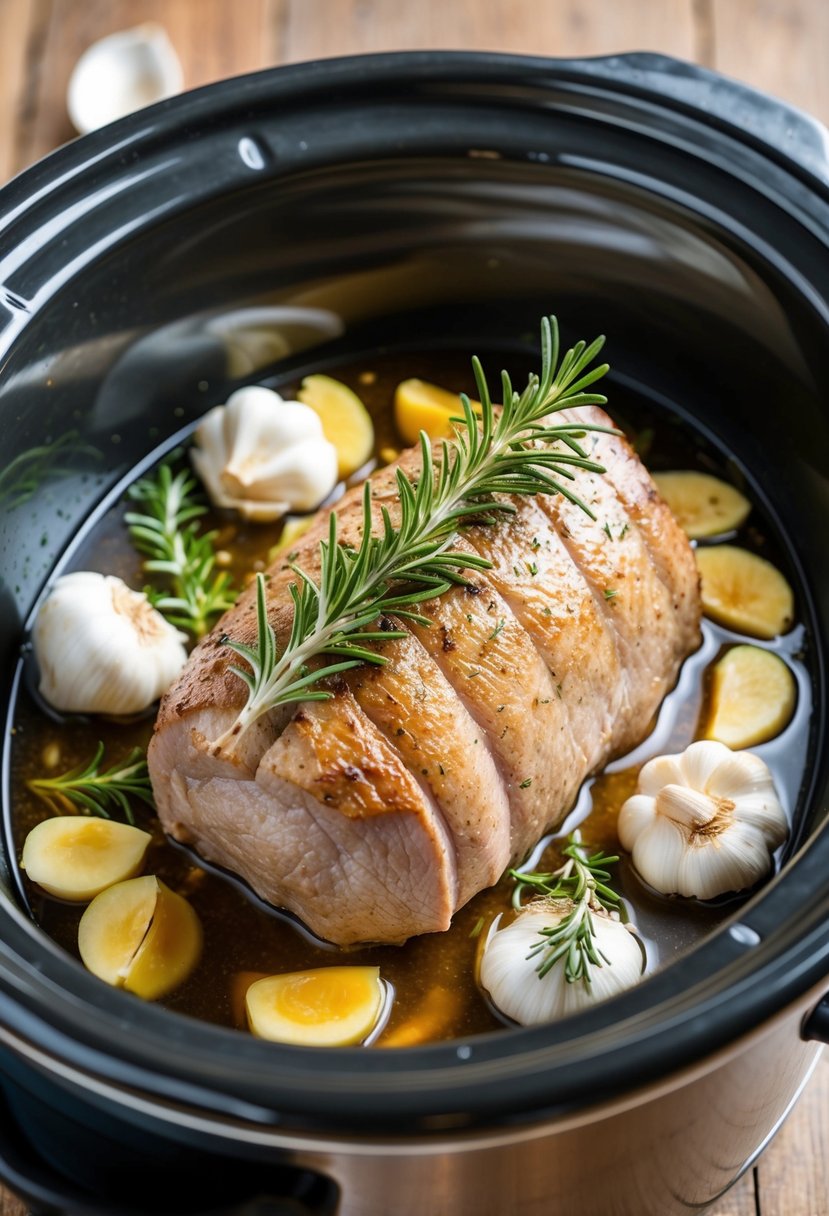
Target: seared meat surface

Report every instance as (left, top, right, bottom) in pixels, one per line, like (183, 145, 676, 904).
(149, 407, 700, 945)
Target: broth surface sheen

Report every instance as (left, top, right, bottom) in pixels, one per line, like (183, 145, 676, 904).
(8, 349, 813, 1046)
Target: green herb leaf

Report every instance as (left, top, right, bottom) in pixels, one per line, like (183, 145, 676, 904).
(510, 831, 623, 987)
(125, 463, 236, 637)
(0, 431, 100, 509)
(216, 316, 612, 750)
(26, 743, 154, 825)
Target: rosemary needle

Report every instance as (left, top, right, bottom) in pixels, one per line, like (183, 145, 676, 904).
(125, 463, 235, 637)
(510, 831, 623, 987)
(27, 742, 155, 825)
(216, 315, 612, 751)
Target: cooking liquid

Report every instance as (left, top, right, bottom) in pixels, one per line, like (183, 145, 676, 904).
(8, 351, 814, 1045)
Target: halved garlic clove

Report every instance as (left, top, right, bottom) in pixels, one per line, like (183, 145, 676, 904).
(67, 24, 183, 135)
(21, 817, 151, 902)
(191, 386, 338, 522)
(33, 572, 188, 715)
(695, 545, 794, 638)
(297, 375, 374, 479)
(78, 875, 201, 1000)
(394, 379, 482, 445)
(705, 645, 796, 749)
(653, 470, 751, 538)
(479, 901, 643, 1025)
(246, 966, 386, 1046)
(618, 740, 788, 899)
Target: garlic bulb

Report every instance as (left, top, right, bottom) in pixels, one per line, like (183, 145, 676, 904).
(33, 572, 187, 715)
(618, 740, 788, 899)
(479, 901, 643, 1024)
(67, 25, 183, 135)
(191, 386, 338, 522)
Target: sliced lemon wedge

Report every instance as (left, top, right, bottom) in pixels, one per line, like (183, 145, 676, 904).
(246, 966, 384, 1046)
(653, 470, 751, 539)
(705, 645, 796, 749)
(21, 817, 151, 902)
(78, 875, 202, 1000)
(297, 375, 374, 478)
(695, 545, 794, 639)
(394, 379, 481, 445)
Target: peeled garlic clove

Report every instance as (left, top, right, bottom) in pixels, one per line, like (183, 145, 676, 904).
(619, 740, 788, 899)
(67, 25, 183, 135)
(695, 545, 794, 639)
(479, 903, 643, 1026)
(653, 470, 750, 539)
(33, 572, 188, 715)
(191, 386, 338, 522)
(297, 375, 374, 479)
(246, 966, 386, 1046)
(21, 817, 151, 902)
(78, 875, 201, 1000)
(705, 645, 796, 748)
(394, 379, 482, 445)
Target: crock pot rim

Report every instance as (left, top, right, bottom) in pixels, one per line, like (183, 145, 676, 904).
(1, 49, 828, 1132)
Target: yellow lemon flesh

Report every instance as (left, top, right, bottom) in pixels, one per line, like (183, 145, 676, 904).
(246, 966, 384, 1046)
(653, 470, 751, 539)
(695, 545, 794, 639)
(78, 875, 202, 1000)
(21, 817, 151, 902)
(705, 645, 797, 749)
(394, 379, 481, 445)
(297, 375, 374, 478)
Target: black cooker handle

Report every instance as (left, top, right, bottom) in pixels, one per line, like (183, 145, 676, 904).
(573, 52, 829, 183)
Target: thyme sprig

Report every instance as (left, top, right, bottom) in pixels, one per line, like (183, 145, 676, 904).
(217, 316, 612, 750)
(125, 463, 235, 637)
(27, 743, 154, 825)
(510, 831, 623, 986)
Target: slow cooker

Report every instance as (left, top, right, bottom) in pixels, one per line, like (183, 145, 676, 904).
(1, 50, 829, 1216)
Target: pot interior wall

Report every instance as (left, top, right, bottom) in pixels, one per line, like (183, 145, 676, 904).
(1, 147, 828, 907)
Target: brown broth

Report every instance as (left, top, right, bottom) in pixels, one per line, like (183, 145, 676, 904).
(8, 350, 814, 1047)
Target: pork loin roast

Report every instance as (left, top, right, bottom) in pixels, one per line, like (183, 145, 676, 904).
(148, 406, 701, 945)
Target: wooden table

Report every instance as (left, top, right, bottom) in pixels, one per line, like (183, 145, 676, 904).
(1, 1, 828, 1213)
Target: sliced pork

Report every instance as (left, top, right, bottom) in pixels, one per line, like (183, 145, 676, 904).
(149, 406, 701, 945)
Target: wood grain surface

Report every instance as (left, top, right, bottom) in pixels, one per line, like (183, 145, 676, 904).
(1, 1, 828, 1213)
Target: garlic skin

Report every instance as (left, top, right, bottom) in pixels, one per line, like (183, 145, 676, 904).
(33, 572, 187, 715)
(67, 24, 183, 135)
(618, 740, 789, 900)
(191, 386, 338, 522)
(479, 901, 643, 1025)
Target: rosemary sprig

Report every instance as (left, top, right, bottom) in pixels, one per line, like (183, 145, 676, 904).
(0, 431, 100, 508)
(26, 743, 155, 826)
(125, 463, 235, 637)
(510, 831, 622, 986)
(217, 316, 612, 750)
